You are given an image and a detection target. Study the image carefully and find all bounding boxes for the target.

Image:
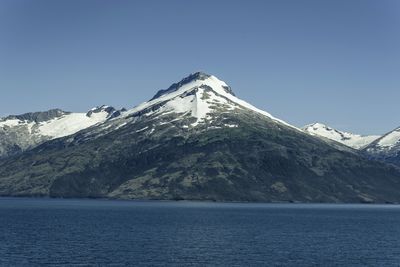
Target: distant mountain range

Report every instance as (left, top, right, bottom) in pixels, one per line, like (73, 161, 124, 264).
(0, 106, 125, 158)
(302, 123, 400, 167)
(302, 123, 380, 149)
(1, 72, 400, 203)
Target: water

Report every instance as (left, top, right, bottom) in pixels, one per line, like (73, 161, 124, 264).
(1, 198, 400, 266)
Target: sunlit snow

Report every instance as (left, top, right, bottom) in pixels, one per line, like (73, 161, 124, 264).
(123, 73, 297, 129)
(376, 128, 400, 149)
(303, 122, 380, 149)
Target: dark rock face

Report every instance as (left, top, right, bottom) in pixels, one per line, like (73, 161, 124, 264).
(222, 85, 235, 96)
(2, 109, 68, 123)
(363, 151, 400, 168)
(86, 105, 116, 118)
(150, 72, 215, 100)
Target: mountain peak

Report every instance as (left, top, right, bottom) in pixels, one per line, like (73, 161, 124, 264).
(86, 105, 115, 117)
(121, 72, 295, 130)
(188, 71, 212, 80)
(304, 122, 330, 130)
(366, 126, 400, 151)
(150, 72, 234, 101)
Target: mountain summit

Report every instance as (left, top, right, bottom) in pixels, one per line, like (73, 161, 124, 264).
(0, 72, 400, 203)
(122, 72, 292, 129)
(150, 72, 224, 100)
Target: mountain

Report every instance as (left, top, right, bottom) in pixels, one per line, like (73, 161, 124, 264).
(303, 123, 380, 149)
(0, 105, 122, 158)
(303, 123, 400, 168)
(363, 127, 400, 166)
(0, 72, 400, 203)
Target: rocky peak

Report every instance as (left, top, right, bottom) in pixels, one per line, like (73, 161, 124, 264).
(86, 105, 116, 117)
(2, 109, 69, 123)
(150, 72, 235, 101)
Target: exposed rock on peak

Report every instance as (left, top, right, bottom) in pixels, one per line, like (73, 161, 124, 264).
(86, 105, 116, 118)
(123, 72, 292, 130)
(150, 72, 235, 101)
(2, 109, 69, 123)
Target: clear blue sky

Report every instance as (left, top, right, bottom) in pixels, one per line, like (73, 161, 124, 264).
(0, 0, 399, 135)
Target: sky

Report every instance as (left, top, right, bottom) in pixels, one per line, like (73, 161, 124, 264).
(0, 0, 399, 135)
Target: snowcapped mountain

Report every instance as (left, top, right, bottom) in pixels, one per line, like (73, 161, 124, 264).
(363, 127, 400, 166)
(1, 72, 400, 203)
(71, 71, 299, 143)
(121, 72, 293, 127)
(302, 123, 380, 149)
(0, 105, 122, 158)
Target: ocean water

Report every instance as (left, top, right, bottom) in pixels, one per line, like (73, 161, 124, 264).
(0, 198, 400, 266)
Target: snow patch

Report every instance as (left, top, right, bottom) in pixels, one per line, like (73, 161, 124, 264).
(224, 124, 239, 128)
(136, 126, 149, 133)
(0, 119, 21, 127)
(38, 112, 109, 138)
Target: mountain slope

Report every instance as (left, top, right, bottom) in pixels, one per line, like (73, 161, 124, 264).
(0, 106, 122, 158)
(303, 123, 380, 149)
(0, 72, 399, 203)
(364, 127, 400, 166)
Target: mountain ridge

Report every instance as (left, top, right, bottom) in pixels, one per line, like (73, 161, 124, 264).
(0, 72, 400, 203)
(363, 126, 400, 167)
(0, 105, 124, 158)
(302, 122, 380, 149)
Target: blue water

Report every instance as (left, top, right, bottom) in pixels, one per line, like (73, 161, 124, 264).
(1, 198, 400, 266)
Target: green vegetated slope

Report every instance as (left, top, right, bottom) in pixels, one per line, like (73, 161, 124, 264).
(0, 106, 399, 203)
